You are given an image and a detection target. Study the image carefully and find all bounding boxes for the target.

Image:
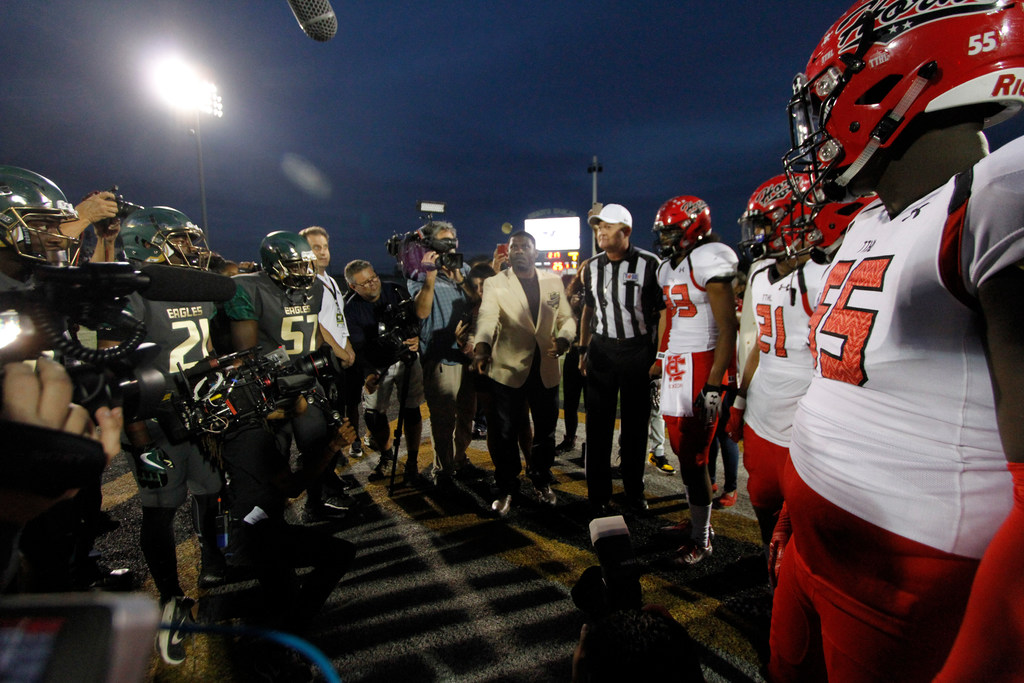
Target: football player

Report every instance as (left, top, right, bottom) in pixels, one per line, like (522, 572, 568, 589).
(224, 231, 345, 522)
(728, 176, 869, 552)
(220, 231, 357, 639)
(770, 2, 1024, 681)
(649, 196, 738, 565)
(96, 206, 224, 666)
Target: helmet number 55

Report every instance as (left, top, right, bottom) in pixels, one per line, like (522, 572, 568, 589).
(968, 32, 997, 56)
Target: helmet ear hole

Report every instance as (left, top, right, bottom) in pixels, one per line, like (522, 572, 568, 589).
(856, 74, 903, 105)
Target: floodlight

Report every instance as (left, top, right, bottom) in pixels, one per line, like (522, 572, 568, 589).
(417, 201, 446, 215)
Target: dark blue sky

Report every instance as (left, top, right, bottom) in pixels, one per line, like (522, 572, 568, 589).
(7, 1, 1024, 274)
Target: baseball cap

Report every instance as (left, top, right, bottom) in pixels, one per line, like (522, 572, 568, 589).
(588, 204, 632, 228)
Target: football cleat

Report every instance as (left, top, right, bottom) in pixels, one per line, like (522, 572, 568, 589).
(648, 452, 676, 475)
(671, 539, 713, 567)
(491, 494, 512, 518)
(157, 596, 195, 666)
(716, 490, 738, 508)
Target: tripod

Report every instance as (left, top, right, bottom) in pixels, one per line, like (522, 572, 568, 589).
(386, 349, 418, 495)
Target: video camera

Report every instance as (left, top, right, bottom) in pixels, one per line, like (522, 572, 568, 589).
(0, 258, 238, 495)
(375, 297, 420, 367)
(571, 515, 643, 618)
(386, 206, 463, 279)
(0, 263, 195, 420)
(160, 345, 343, 441)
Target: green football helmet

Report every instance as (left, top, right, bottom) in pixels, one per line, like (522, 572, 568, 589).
(0, 165, 79, 262)
(121, 207, 211, 269)
(260, 231, 316, 290)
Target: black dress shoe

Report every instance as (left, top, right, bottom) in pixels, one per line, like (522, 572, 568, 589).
(554, 436, 576, 454)
(624, 495, 649, 513)
(198, 563, 228, 589)
(589, 502, 615, 519)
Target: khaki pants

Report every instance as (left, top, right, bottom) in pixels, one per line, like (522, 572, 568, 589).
(422, 360, 476, 480)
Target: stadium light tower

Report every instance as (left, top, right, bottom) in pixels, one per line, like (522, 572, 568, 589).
(150, 57, 223, 234)
(587, 155, 602, 256)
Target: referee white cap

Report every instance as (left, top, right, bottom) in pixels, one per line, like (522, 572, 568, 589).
(588, 203, 632, 228)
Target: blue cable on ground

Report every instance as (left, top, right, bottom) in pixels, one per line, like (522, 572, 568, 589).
(161, 620, 342, 683)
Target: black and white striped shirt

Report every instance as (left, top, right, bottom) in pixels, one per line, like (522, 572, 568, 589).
(582, 244, 664, 340)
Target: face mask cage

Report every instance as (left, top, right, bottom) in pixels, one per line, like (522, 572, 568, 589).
(159, 228, 211, 270)
(272, 257, 316, 290)
(652, 226, 685, 259)
(3, 208, 80, 264)
(784, 67, 852, 208)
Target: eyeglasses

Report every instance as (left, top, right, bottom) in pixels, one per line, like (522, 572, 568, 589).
(353, 275, 380, 289)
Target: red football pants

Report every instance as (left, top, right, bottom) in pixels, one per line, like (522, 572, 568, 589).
(769, 460, 979, 683)
(742, 426, 787, 511)
(663, 349, 716, 468)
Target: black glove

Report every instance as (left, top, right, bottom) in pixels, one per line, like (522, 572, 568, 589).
(130, 443, 173, 489)
(694, 384, 724, 427)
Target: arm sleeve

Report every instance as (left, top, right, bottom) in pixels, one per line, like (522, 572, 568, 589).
(224, 282, 257, 321)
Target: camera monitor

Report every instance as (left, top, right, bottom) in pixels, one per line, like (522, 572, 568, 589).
(0, 593, 159, 683)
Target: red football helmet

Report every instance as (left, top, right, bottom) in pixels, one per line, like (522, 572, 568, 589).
(652, 196, 711, 259)
(783, 196, 875, 263)
(785, 1, 1024, 205)
(738, 174, 809, 261)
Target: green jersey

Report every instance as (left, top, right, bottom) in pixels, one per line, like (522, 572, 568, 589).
(225, 271, 324, 358)
(99, 292, 216, 390)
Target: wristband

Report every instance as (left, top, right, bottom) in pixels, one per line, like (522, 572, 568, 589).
(656, 351, 666, 360)
(732, 395, 746, 411)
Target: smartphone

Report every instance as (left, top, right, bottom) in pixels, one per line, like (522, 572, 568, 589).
(496, 244, 509, 257)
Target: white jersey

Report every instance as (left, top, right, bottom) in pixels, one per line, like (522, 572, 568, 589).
(317, 272, 350, 347)
(791, 136, 1024, 559)
(658, 241, 737, 417)
(658, 241, 738, 354)
(745, 260, 827, 446)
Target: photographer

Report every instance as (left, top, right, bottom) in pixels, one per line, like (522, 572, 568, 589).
(220, 405, 357, 640)
(96, 206, 226, 666)
(406, 222, 480, 489)
(343, 260, 424, 485)
(0, 166, 130, 597)
(224, 231, 346, 522)
(67, 190, 123, 263)
(1, 359, 124, 593)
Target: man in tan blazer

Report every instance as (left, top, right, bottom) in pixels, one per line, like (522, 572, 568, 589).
(473, 231, 576, 516)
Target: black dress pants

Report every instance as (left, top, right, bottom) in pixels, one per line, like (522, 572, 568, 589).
(489, 354, 558, 496)
(584, 335, 655, 505)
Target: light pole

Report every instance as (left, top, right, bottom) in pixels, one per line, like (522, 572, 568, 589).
(190, 84, 222, 234)
(151, 58, 223, 235)
(587, 155, 602, 257)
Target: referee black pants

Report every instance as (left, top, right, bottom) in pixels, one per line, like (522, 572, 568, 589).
(584, 335, 655, 506)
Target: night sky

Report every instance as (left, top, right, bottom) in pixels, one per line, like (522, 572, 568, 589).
(7, 1, 1024, 274)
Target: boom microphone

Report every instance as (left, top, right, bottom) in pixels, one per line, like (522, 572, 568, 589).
(136, 263, 237, 302)
(30, 262, 237, 303)
(286, 0, 338, 42)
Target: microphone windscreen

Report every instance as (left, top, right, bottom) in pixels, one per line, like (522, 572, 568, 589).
(286, 0, 338, 42)
(137, 264, 237, 302)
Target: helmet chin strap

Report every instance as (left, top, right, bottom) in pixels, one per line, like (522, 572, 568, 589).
(835, 61, 938, 188)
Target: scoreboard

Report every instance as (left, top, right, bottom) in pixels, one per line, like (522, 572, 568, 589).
(538, 250, 580, 273)
(524, 215, 581, 273)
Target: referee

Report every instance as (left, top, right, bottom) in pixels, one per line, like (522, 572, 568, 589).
(578, 203, 665, 516)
